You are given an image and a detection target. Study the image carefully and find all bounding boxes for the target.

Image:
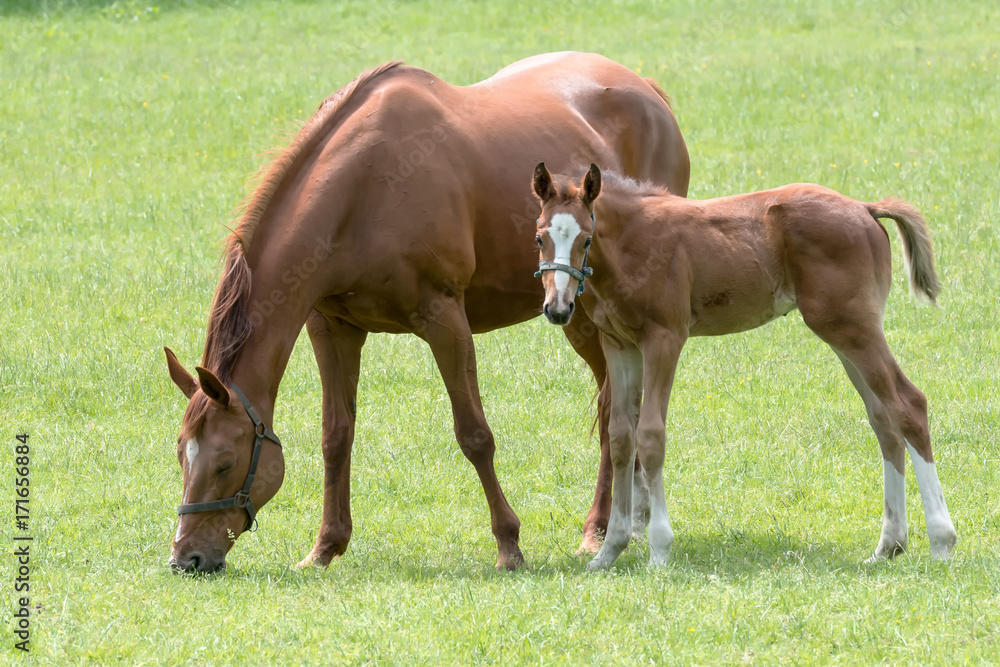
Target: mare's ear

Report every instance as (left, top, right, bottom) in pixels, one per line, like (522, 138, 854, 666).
(533, 162, 556, 202)
(195, 367, 230, 408)
(582, 163, 602, 207)
(165, 347, 198, 399)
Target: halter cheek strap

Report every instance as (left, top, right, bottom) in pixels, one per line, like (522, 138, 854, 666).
(176, 383, 282, 533)
(534, 210, 596, 295)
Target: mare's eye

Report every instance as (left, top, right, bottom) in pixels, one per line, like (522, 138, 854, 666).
(216, 462, 234, 475)
(583, 238, 592, 249)
(536, 235, 543, 247)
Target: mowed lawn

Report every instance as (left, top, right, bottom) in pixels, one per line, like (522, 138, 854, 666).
(2, 0, 999, 663)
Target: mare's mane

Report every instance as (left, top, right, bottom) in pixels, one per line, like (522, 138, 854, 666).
(187, 61, 403, 427)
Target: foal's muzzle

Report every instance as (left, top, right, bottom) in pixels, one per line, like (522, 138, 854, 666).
(543, 299, 575, 325)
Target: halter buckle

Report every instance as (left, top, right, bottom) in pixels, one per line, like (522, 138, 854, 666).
(234, 490, 251, 509)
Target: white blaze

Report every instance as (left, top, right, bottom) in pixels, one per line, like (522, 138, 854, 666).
(185, 438, 200, 470)
(548, 212, 583, 297)
(176, 438, 200, 541)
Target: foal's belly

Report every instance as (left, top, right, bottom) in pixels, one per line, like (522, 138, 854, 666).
(688, 285, 797, 337)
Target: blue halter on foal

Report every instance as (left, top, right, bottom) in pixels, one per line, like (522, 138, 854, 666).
(534, 210, 596, 295)
(176, 384, 282, 533)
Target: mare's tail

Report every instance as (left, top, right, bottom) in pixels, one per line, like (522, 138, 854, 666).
(643, 77, 673, 110)
(866, 198, 941, 305)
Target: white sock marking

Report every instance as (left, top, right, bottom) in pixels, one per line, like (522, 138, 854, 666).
(879, 457, 907, 552)
(644, 467, 674, 567)
(905, 441, 957, 558)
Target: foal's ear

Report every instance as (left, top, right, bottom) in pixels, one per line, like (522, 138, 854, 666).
(533, 162, 556, 202)
(195, 367, 231, 408)
(165, 347, 198, 399)
(582, 163, 602, 207)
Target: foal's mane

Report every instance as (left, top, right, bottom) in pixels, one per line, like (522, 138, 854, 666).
(598, 170, 673, 199)
(196, 61, 404, 395)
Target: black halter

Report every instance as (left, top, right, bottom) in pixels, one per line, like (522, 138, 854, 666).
(534, 210, 596, 295)
(176, 384, 282, 533)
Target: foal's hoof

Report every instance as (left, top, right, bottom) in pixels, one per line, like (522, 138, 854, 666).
(930, 530, 957, 561)
(586, 555, 614, 572)
(865, 538, 907, 564)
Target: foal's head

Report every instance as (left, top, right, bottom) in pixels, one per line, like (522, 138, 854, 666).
(164, 348, 285, 573)
(532, 162, 601, 325)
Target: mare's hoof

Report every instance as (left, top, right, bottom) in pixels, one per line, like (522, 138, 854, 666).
(576, 533, 603, 556)
(496, 548, 525, 571)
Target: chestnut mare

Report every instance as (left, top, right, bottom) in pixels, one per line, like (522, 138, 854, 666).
(165, 53, 689, 573)
(531, 162, 957, 570)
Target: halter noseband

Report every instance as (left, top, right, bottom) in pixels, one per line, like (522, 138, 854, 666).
(176, 383, 282, 533)
(534, 210, 596, 295)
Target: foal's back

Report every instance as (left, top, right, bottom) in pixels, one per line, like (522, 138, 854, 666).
(603, 183, 894, 337)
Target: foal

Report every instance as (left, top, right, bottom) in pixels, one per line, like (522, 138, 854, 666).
(531, 162, 957, 569)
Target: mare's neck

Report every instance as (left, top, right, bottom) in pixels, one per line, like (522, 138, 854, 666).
(225, 258, 320, 427)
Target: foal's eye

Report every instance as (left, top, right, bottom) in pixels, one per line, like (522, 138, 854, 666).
(536, 235, 543, 247)
(216, 462, 234, 475)
(583, 238, 592, 249)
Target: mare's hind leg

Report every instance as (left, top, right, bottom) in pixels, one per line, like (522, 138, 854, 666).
(298, 311, 367, 568)
(802, 305, 957, 559)
(836, 353, 909, 560)
(562, 315, 649, 553)
(416, 292, 523, 570)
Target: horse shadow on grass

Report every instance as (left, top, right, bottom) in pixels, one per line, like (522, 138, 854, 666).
(199, 524, 880, 585)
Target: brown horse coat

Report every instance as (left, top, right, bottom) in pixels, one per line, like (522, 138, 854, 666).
(166, 53, 689, 572)
(533, 163, 956, 569)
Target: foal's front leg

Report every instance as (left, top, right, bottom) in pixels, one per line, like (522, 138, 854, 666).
(635, 330, 685, 567)
(588, 341, 643, 571)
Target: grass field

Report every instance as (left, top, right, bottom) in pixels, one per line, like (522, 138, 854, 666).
(2, 0, 999, 663)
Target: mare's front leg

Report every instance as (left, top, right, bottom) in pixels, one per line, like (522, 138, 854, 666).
(298, 311, 367, 568)
(588, 339, 643, 571)
(415, 290, 523, 570)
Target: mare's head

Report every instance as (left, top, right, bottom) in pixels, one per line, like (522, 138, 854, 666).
(164, 348, 285, 573)
(532, 162, 601, 325)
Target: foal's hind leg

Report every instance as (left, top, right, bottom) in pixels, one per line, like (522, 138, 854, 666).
(836, 353, 909, 560)
(298, 312, 367, 568)
(803, 309, 957, 559)
(416, 292, 523, 570)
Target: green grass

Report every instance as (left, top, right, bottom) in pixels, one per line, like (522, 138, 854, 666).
(2, 0, 999, 663)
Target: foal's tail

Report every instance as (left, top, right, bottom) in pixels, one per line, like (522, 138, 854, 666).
(866, 198, 941, 305)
